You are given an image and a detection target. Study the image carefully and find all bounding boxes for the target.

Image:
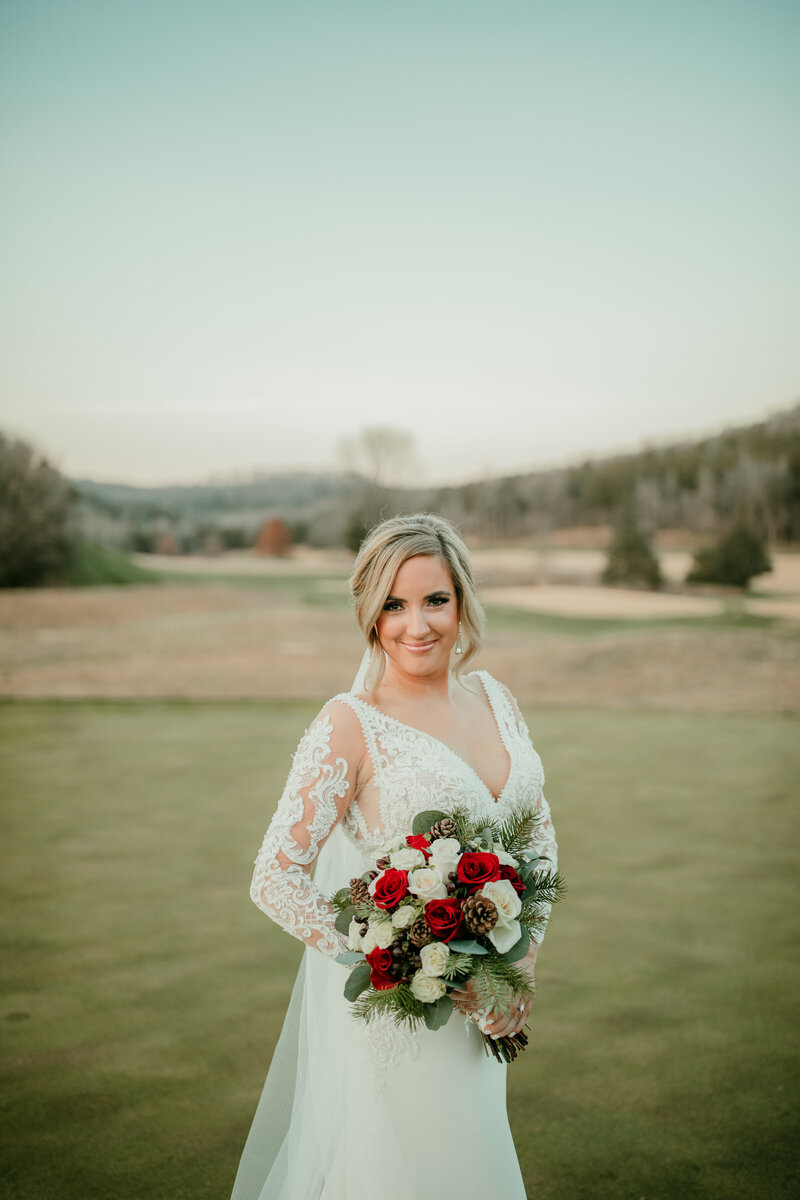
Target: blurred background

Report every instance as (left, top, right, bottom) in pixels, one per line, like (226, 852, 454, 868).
(1, 1, 798, 1197)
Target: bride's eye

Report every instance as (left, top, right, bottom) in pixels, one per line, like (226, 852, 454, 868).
(428, 595, 449, 606)
(383, 598, 403, 612)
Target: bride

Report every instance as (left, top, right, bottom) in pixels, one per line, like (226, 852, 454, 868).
(230, 513, 558, 1200)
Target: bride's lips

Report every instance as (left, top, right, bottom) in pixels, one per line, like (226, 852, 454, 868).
(402, 640, 438, 653)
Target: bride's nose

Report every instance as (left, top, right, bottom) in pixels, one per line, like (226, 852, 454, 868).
(406, 605, 431, 637)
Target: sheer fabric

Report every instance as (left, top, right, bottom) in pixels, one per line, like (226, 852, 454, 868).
(231, 671, 557, 1200)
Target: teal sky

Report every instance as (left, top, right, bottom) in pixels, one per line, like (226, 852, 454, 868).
(1, 0, 798, 485)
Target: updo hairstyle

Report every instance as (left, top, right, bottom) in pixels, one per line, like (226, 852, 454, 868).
(349, 512, 484, 693)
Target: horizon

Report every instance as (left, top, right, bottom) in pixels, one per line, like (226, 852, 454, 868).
(60, 397, 797, 491)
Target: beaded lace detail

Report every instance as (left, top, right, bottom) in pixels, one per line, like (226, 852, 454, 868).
(250, 672, 557, 961)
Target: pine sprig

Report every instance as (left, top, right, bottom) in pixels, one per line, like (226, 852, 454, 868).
(470, 957, 534, 1016)
(520, 869, 567, 914)
(352, 985, 428, 1029)
(441, 953, 474, 981)
(495, 804, 542, 857)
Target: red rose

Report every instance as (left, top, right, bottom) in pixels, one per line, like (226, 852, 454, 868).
(366, 947, 397, 991)
(424, 898, 464, 943)
(406, 834, 432, 860)
(499, 864, 526, 895)
(456, 851, 501, 891)
(370, 868, 409, 911)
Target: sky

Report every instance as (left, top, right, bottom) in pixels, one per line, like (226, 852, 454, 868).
(1, 0, 798, 486)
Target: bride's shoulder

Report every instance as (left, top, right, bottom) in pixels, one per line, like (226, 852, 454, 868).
(463, 669, 526, 727)
(303, 693, 369, 759)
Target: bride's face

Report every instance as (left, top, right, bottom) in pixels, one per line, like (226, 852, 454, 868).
(375, 554, 459, 679)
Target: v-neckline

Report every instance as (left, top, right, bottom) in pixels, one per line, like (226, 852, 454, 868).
(348, 671, 513, 805)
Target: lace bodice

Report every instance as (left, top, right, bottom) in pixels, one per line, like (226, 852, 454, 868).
(250, 670, 557, 959)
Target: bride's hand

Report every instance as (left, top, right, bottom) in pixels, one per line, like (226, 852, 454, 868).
(449, 979, 483, 1015)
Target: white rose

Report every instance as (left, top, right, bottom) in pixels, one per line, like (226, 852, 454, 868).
(389, 846, 426, 871)
(487, 918, 522, 954)
(406, 866, 448, 901)
(391, 904, 417, 930)
(480, 879, 522, 923)
(419, 941, 450, 977)
(410, 971, 447, 1003)
(347, 918, 364, 952)
(429, 837, 462, 880)
(360, 925, 378, 954)
(367, 918, 395, 950)
(493, 842, 519, 868)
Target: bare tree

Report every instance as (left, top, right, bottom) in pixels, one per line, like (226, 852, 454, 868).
(339, 426, 417, 489)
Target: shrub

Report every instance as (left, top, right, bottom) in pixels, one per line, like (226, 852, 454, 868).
(602, 498, 662, 589)
(0, 432, 74, 587)
(686, 525, 772, 589)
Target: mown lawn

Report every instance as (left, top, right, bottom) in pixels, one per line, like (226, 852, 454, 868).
(1, 701, 797, 1199)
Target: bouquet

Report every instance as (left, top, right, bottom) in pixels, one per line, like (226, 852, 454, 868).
(330, 804, 565, 1063)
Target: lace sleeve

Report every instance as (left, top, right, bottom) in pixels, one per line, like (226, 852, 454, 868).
(250, 702, 360, 959)
(499, 682, 559, 945)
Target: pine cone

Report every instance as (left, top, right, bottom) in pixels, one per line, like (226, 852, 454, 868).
(349, 877, 371, 906)
(408, 917, 434, 947)
(462, 893, 498, 935)
(428, 817, 457, 841)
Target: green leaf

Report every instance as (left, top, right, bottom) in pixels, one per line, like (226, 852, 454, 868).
(412, 810, 450, 836)
(423, 995, 454, 1031)
(448, 938, 488, 955)
(500, 926, 531, 963)
(343, 962, 371, 1002)
(329, 886, 354, 911)
(335, 951, 365, 965)
(334, 905, 356, 935)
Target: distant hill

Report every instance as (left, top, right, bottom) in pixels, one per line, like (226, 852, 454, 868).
(73, 402, 800, 550)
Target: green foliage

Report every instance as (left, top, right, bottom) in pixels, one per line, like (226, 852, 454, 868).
(64, 538, 159, 586)
(334, 905, 356, 934)
(0, 430, 74, 586)
(352, 983, 429, 1028)
(329, 887, 353, 912)
(411, 809, 450, 835)
(602, 496, 662, 589)
(343, 962, 371, 1001)
(494, 804, 540, 858)
(441, 952, 475, 980)
(470, 957, 535, 1016)
(686, 523, 773, 589)
(423, 995, 453, 1030)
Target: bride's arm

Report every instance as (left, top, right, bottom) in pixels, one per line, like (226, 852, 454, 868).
(250, 700, 365, 959)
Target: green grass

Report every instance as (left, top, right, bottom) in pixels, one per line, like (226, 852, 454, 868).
(64, 539, 163, 586)
(1, 702, 798, 1199)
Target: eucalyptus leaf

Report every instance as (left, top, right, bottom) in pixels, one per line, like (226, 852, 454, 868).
(335, 951, 365, 965)
(501, 927, 531, 963)
(343, 961, 372, 1002)
(423, 995, 454, 1031)
(334, 905, 357, 935)
(411, 810, 449, 836)
(448, 938, 488, 955)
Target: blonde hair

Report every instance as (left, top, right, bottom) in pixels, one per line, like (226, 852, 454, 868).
(349, 513, 484, 692)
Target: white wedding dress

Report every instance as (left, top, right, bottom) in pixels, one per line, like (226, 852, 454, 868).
(230, 669, 557, 1200)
